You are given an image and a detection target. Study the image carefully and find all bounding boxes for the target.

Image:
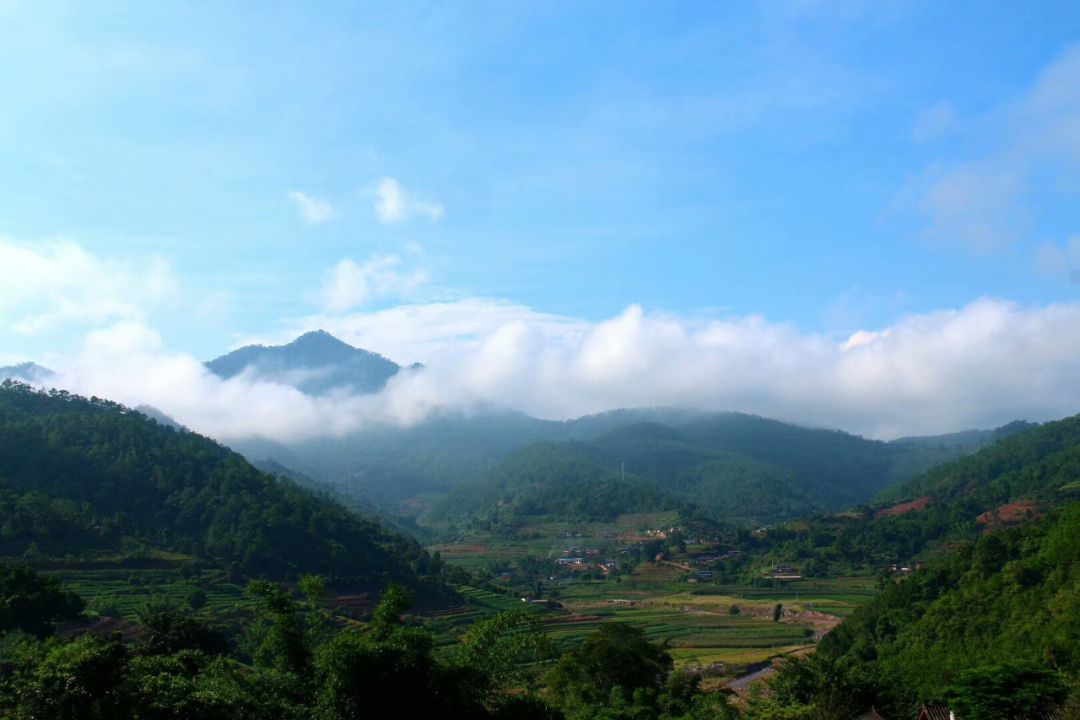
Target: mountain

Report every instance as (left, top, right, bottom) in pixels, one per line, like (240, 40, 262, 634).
(765, 501, 1080, 717)
(0, 362, 54, 384)
(235, 407, 1017, 520)
(431, 441, 684, 523)
(426, 414, 995, 527)
(749, 412, 1080, 572)
(0, 381, 443, 592)
(205, 330, 403, 394)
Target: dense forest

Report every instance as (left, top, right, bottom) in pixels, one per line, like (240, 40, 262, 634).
(0, 381, 443, 592)
(426, 414, 1013, 529)
(234, 401, 999, 515)
(733, 413, 1080, 575)
(743, 501, 1080, 718)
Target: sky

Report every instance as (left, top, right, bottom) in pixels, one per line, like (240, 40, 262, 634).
(2, 1, 1080, 440)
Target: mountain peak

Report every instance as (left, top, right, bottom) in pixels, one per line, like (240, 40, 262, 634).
(0, 362, 55, 383)
(205, 331, 401, 395)
(291, 329, 350, 347)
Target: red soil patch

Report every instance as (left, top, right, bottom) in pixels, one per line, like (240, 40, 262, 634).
(875, 496, 930, 518)
(976, 500, 1040, 525)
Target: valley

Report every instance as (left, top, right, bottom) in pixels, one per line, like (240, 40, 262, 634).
(1, 376, 1078, 718)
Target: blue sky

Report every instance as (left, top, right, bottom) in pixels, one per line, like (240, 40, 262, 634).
(3, 2, 1080, 437)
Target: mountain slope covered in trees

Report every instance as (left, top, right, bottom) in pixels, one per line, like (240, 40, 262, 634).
(828, 501, 1080, 706)
(0, 381, 442, 592)
(248, 407, 1004, 519)
(743, 412, 1080, 578)
(427, 416, 972, 526)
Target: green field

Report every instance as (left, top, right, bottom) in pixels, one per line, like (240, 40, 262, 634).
(428, 517, 878, 682)
(45, 566, 255, 619)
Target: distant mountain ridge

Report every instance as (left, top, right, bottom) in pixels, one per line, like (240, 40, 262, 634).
(0, 362, 54, 383)
(428, 414, 923, 526)
(205, 330, 403, 394)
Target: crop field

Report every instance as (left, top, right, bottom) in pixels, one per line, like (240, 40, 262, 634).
(45, 567, 254, 618)
(429, 513, 681, 572)
(429, 519, 878, 682)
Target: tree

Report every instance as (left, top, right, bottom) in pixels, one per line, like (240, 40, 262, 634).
(133, 611, 229, 657)
(15, 634, 131, 720)
(245, 581, 312, 675)
(944, 663, 1068, 720)
(546, 623, 673, 708)
(0, 562, 85, 637)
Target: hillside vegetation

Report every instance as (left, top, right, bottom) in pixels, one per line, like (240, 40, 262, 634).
(427, 414, 1001, 528)
(0, 381, 441, 592)
(235, 404, 1000, 516)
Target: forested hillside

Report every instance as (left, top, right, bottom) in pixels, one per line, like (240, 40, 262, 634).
(427, 415, 991, 528)
(741, 412, 1080, 579)
(752, 502, 1080, 717)
(829, 501, 1080, 701)
(0, 382, 442, 592)
(430, 442, 683, 523)
(235, 406, 999, 515)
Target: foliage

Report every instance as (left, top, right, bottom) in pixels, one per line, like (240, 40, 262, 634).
(547, 623, 673, 712)
(740, 412, 1080, 575)
(0, 381, 442, 592)
(756, 503, 1080, 716)
(0, 561, 85, 637)
(429, 412, 982, 529)
(0, 567, 611, 719)
(943, 663, 1068, 720)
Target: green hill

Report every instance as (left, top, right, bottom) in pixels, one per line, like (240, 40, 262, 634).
(0, 381, 442, 592)
(234, 405, 1016, 524)
(811, 501, 1080, 715)
(430, 442, 681, 523)
(428, 415, 954, 527)
(747, 412, 1080, 574)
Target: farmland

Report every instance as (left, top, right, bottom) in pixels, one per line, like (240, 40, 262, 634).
(426, 513, 878, 685)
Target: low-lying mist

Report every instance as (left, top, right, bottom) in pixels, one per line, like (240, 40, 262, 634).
(21, 296, 1080, 444)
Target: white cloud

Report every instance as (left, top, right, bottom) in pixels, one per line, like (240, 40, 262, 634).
(287, 190, 336, 224)
(284, 297, 588, 365)
(909, 44, 1080, 251)
(373, 178, 444, 224)
(1036, 236, 1080, 284)
(0, 236, 176, 335)
(37, 296, 1080, 444)
(911, 101, 955, 142)
(320, 255, 430, 313)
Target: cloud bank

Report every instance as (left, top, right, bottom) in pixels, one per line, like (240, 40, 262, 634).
(0, 236, 176, 336)
(320, 254, 430, 313)
(35, 296, 1080, 444)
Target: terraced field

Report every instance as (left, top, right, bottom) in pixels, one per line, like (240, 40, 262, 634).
(45, 567, 253, 618)
(430, 521, 879, 683)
